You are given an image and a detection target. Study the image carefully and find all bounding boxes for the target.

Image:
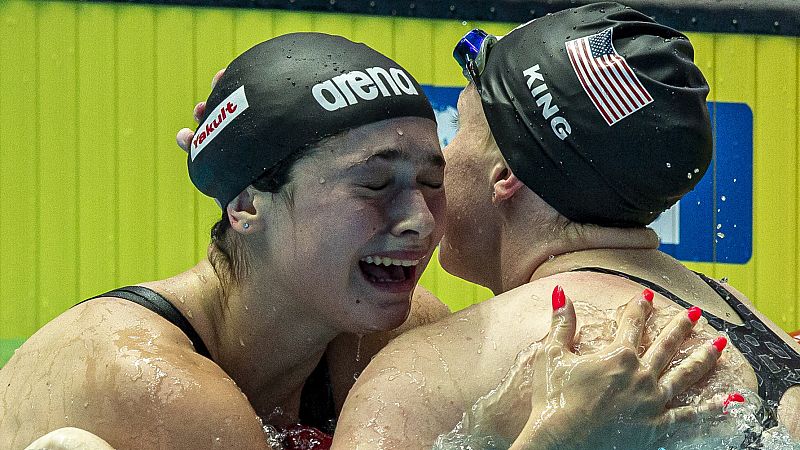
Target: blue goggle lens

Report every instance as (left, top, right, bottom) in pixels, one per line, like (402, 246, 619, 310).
(453, 29, 489, 71)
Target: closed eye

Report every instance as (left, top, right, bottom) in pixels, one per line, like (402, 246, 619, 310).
(361, 181, 391, 191)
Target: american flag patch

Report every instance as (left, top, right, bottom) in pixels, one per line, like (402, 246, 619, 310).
(565, 28, 653, 126)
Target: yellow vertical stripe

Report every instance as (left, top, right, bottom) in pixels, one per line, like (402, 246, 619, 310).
(432, 20, 471, 86)
(77, 3, 117, 298)
(155, 7, 198, 279)
(273, 10, 314, 36)
(0, 1, 39, 339)
(394, 19, 435, 84)
(312, 12, 353, 38)
(753, 36, 798, 329)
(234, 9, 275, 55)
(117, 6, 157, 287)
(37, 2, 79, 322)
(353, 16, 395, 58)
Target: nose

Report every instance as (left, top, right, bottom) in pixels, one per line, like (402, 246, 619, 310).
(390, 189, 436, 240)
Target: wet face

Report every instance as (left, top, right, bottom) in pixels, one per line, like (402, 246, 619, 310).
(439, 86, 502, 285)
(261, 117, 445, 333)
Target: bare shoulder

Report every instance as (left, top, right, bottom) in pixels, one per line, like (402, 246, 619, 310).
(398, 285, 451, 332)
(334, 282, 554, 449)
(0, 299, 270, 450)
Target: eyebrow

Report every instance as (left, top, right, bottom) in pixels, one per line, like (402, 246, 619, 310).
(346, 148, 445, 171)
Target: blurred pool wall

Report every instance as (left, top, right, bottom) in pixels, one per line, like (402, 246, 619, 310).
(0, 0, 798, 365)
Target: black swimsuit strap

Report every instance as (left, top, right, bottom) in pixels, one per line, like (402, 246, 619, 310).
(694, 273, 800, 402)
(82, 286, 211, 359)
(299, 355, 337, 434)
(571, 267, 800, 431)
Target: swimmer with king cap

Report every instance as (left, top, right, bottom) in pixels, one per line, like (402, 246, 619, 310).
(335, 2, 800, 449)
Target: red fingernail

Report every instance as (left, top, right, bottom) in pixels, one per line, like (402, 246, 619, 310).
(722, 392, 745, 414)
(642, 289, 654, 302)
(688, 306, 702, 323)
(552, 285, 566, 310)
(712, 336, 728, 353)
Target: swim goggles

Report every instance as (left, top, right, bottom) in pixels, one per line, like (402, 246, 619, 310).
(453, 28, 497, 90)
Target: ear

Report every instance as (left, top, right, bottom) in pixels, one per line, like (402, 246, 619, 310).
(225, 187, 261, 234)
(491, 164, 525, 205)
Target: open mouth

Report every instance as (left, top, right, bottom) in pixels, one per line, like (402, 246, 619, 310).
(358, 255, 419, 292)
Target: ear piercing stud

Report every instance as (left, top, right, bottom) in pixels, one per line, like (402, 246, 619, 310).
(242, 223, 250, 230)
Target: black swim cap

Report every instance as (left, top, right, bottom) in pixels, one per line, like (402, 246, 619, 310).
(188, 33, 436, 207)
(478, 2, 712, 227)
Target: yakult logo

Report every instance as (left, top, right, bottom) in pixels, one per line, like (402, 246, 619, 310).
(312, 67, 419, 112)
(191, 85, 249, 161)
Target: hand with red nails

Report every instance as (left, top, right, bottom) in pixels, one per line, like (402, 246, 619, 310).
(483, 286, 733, 450)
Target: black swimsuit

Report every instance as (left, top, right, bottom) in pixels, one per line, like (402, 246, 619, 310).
(574, 267, 800, 431)
(83, 286, 337, 434)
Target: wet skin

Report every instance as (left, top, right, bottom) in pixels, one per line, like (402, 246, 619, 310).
(0, 117, 451, 449)
(333, 86, 800, 448)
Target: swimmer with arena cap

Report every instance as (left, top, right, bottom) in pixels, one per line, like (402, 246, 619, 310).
(6, 21, 724, 450)
(335, 2, 800, 448)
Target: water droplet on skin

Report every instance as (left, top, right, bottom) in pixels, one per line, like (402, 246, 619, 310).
(397, 129, 404, 136)
(355, 334, 363, 363)
(319, 177, 326, 184)
(186, 309, 193, 319)
(239, 338, 245, 347)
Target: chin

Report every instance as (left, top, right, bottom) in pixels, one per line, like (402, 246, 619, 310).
(361, 297, 412, 333)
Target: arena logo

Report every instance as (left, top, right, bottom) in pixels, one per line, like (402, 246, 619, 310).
(191, 85, 249, 161)
(312, 67, 419, 111)
(522, 64, 572, 141)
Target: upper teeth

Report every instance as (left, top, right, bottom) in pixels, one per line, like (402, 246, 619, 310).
(361, 256, 420, 267)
